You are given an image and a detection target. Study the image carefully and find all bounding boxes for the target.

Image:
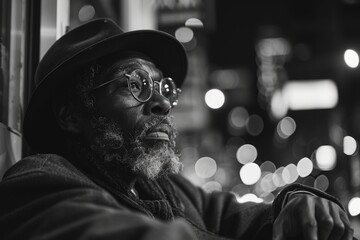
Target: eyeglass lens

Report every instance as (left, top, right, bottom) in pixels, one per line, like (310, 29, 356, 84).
(129, 69, 178, 105)
(129, 70, 153, 102)
(160, 78, 178, 104)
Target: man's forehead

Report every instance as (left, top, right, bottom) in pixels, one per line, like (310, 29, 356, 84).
(105, 57, 163, 79)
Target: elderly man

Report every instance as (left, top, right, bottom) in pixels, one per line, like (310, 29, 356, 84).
(0, 18, 355, 240)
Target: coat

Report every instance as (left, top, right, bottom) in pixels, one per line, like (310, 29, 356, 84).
(0, 154, 341, 240)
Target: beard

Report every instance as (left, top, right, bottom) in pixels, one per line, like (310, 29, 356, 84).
(86, 114, 183, 180)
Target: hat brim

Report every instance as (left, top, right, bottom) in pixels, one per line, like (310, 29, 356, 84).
(23, 30, 188, 153)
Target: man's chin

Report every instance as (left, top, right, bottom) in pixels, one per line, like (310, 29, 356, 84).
(130, 141, 182, 180)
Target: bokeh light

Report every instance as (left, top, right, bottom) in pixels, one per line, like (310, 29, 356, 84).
(228, 106, 248, 130)
(334, 176, 347, 193)
(314, 174, 329, 191)
(180, 147, 199, 162)
(315, 145, 337, 171)
(270, 90, 288, 119)
(303, 176, 316, 187)
(277, 116, 296, 139)
(260, 161, 276, 173)
(240, 163, 261, 185)
(246, 115, 264, 136)
(236, 144, 258, 164)
(78, 5, 96, 22)
(260, 173, 277, 193)
(344, 49, 359, 68)
(195, 157, 217, 179)
(297, 157, 313, 177)
(205, 89, 225, 109)
(257, 37, 291, 57)
(282, 164, 299, 184)
(185, 18, 204, 28)
(343, 136, 358, 156)
(175, 27, 194, 43)
(214, 167, 231, 186)
(260, 192, 275, 203)
(202, 181, 222, 193)
(236, 193, 264, 203)
(272, 167, 286, 187)
(283, 80, 338, 110)
(348, 197, 360, 216)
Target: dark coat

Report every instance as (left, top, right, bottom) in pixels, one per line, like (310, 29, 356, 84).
(0, 154, 340, 240)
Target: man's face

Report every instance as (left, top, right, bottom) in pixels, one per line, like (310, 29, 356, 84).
(82, 57, 182, 179)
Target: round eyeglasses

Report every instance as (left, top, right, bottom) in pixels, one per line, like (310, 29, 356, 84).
(92, 69, 181, 108)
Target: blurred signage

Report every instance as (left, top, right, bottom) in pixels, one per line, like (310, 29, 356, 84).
(156, 0, 215, 29)
(156, 0, 203, 10)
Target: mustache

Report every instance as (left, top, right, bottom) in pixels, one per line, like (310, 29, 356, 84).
(132, 116, 177, 143)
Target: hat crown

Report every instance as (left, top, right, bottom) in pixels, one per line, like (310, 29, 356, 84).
(35, 19, 123, 87)
(24, 18, 187, 153)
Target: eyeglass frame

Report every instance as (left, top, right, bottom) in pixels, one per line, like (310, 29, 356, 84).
(92, 68, 181, 107)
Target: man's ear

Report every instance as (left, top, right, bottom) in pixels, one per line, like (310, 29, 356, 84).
(52, 101, 83, 134)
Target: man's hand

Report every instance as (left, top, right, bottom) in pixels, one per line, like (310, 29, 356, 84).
(273, 194, 354, 240)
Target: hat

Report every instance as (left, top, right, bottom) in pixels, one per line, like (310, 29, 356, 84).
(23, 18, 188, 153)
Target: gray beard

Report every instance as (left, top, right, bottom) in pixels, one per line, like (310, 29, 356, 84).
(88, 115, 183, 180)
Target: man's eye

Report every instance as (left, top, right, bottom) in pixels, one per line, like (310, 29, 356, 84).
(130, 81, 142, 92)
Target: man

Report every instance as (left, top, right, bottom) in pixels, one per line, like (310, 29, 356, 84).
(0, 18, 355, 240)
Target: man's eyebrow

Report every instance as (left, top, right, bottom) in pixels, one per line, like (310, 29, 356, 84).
(110, 61, 141, 78)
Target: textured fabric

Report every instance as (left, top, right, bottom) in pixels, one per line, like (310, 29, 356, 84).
(0, 154, 342, 240)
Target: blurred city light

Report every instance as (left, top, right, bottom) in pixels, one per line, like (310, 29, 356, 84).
(185, 18, 204, 28)
(228, 107, 248, 130)
(260, 173, 277, 193)
(282, 164, 299, 184)
(236, 193, 264, 203)
(260, 161, 276, 173)
(330, 124, 345, 147)
(276, 116, 296, 139)
(236, 144, 258, 164)
(210, 69, 241, 89)
(240, 163, 261, 185)
(256, 37, 291, 57)
(202, 181, 222, 193)
(348, 197, 360, 216)
(315, 145, 337, 171)
(260, 192, 275, 203)
(283, 79, 338, 110)
(334, 176, 347, 193)
(205, 89, 225, 109)
(214, 167, 231, 186)
(175, 26, 194, 43)
(297, 157, 313, 177)
(180, 147, 199, 161)
(78, 4, 95, 22)
(343, 136, 358, 156)
(273, 167, 286, 187)
(314, 174, 329, 191)
(246, 114, 264, 136)
(303, 176, 316, 187)
(344, 49, 359, 68)
(195, 157, 217, 179)
(270, 90, 288, 119)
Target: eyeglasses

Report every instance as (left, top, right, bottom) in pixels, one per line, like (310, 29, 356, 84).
(92, 69, 181, 107)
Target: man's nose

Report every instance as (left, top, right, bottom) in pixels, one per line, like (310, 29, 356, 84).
(144, 91, 171, 115)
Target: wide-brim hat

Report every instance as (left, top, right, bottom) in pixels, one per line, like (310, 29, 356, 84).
(23, 18, 188, 153)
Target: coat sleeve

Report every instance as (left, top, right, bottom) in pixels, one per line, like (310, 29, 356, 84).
(0, 155, 197, 240)
(170, 175, 348, 240)
(170, 175, 274, 240)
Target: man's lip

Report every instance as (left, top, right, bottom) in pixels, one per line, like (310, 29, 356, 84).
(144, 132, 170, 141)
(144, 124, 170, 141)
